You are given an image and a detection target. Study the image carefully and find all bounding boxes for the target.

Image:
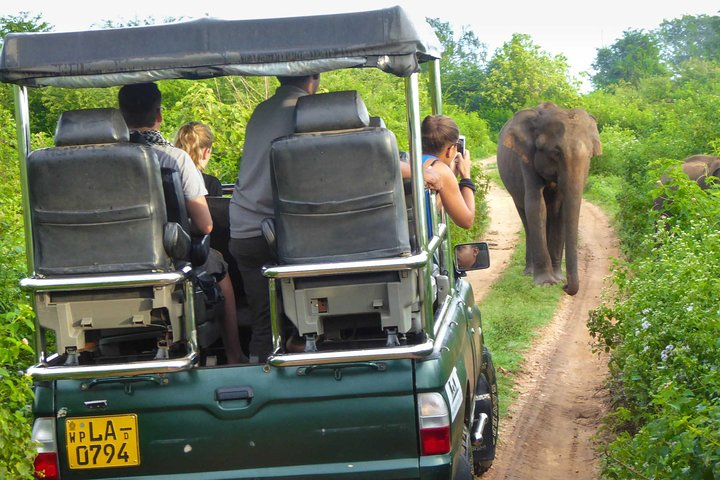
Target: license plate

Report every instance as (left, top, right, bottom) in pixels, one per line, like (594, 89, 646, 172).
(66, 414, 140, 469)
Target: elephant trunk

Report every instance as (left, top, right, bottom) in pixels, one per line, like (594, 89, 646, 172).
(562, 181, 583, 296)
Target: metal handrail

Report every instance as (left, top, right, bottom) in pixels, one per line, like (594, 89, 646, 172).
(26, 350, 198, 381)
(262, 223, 446, 280)
(267, 338, 435, 367)
(20, 265, 192, 292)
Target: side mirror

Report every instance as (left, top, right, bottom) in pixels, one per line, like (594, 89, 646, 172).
(454, 242, 490, 273)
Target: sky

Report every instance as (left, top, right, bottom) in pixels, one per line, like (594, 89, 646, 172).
(5, 0, 720, 90)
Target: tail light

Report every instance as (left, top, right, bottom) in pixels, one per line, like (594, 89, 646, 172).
(417, 392, 451, 455)
(32, 417, 59, 480)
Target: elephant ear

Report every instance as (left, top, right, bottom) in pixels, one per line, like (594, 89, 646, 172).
(501, 110, 537, 164)
(587, 114, 602, 157)
(710, 157, 720, 179)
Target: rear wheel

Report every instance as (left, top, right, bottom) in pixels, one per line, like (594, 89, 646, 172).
(456, 424, 475, 480)
(473, 346, 499, 475)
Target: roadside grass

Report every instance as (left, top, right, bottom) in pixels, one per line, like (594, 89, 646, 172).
(480, 239, 564, 416)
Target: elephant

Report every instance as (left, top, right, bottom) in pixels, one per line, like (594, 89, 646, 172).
(497, 102, 602, 296)
(652, 155, 720, 212)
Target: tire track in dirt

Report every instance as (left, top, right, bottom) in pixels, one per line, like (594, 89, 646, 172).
(470, 158, 619, 479)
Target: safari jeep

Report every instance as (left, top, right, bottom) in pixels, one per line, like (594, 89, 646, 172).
(0, 7, 498, 479)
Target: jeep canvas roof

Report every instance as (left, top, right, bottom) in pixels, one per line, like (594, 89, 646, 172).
(0, 6, 442, 88)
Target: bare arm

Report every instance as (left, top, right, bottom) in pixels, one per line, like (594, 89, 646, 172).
(400, 158, 442, 191)
(435, 152, 475, 229)
(186, 195, 213, 235)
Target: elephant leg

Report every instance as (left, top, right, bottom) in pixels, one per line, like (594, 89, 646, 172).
(544, 187, 565, 282)
(524, 186, 557, 286)
(516, 206, 533, 276)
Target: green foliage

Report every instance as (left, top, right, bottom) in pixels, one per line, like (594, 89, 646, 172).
(321, 69, 412, 150)
(426, 18, 487, 113)
(592, 29, 668, 89)
(163, 80, 259, 183)
(29, 87, 118, 136)
(582, 16, 720, 478)
(0, 104, 37, 480)
(584, 174, 623, 221)
(581, 54, 720, 260)
(581, 87, 656, 134)
(590, 125, 638, 177)
(657, 14, 720, 68)
(0, 11, 51, 48)
(0, 305, 36, 480)
(589, 169, 720, 479)
(0, 109, 26, 312)
(479, 34, 582, 132)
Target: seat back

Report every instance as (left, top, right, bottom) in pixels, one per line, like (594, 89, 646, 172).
(269, 93, 421, 341)
(27, 108, 169, 275)
(270, 91, 410, 264)
(161, 167, 190, 233)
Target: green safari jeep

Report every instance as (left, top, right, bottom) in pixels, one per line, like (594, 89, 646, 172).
(1, 7, 498, 479)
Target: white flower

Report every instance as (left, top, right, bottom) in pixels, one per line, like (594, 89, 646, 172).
(641, 320, 651, 330)
(660, 344, 675, 362)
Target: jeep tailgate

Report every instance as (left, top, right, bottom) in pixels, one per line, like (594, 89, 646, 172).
(54, 359, 420, 479)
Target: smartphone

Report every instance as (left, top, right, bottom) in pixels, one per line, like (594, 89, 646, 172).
(457, 135, 465, 155)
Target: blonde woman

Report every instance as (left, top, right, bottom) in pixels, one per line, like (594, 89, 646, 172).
(175, 122, 246, 364)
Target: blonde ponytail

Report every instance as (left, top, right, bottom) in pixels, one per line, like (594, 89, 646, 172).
(175, 122, 214, 170)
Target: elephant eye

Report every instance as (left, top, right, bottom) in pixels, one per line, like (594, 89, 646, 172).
(551, 146, 563, 159)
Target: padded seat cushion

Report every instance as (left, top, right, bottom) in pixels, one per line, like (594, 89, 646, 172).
(270, 91, 410, 264)
(28, 142, 169, 275)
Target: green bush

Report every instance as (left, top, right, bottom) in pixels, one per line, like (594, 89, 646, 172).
(0, 305, 36, 480)
(589, 173, 720, 479)
(592, 125, 637, 177)
(0, 111, 46, 479)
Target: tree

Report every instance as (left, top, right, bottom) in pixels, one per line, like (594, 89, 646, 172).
(0, 11, 51, 47)
(480, 34, 581, 132)
(426, 18, 487, 112)
(1, 13, 53, 121)
(656, 14, 720, 68)
(592, 29, 668, 89)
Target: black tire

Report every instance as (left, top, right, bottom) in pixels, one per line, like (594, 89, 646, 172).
(473, 346, 499, 475)
(455, 424, 475, 480)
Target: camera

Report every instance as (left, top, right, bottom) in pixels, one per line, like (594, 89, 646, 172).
(457, 135, 465, 155)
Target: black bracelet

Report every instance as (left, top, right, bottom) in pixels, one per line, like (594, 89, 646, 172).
(458, 178, 476, 193)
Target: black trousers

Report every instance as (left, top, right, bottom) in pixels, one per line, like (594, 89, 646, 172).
(228, 236, 275, 363)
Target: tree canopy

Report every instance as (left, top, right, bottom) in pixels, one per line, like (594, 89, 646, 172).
(592, 29, 667, 89)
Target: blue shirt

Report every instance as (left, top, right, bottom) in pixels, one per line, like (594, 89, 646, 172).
(422, 154, 439, 239)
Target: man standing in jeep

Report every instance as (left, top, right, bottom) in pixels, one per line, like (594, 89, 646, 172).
(228, 74, 321, 363)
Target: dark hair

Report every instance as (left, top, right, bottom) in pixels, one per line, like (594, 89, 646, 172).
(118, 82, 162, 128)
(421, 115, 459, 156)
(277, 74, 319, 87)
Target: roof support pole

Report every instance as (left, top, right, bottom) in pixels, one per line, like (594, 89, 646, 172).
(13, 85, 33, 276)
(404, 73, 434, 338)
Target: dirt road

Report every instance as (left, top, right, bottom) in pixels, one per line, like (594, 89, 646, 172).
(470, 158, 620, 479)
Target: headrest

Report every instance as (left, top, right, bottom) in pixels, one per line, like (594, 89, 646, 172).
(369, 116, 386, 128)
(54, 108, 130, 147)
(295, 91, 370, 133)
